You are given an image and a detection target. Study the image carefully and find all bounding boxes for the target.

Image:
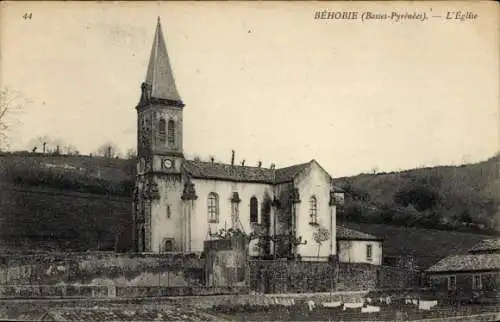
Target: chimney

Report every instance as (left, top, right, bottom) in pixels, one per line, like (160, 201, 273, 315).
(210, 156, 215, 163)
(258, 161, 262, 168)
(231, 150, 235, 165)
(241, 160, 245, 166)
(43, 142, 47, 154)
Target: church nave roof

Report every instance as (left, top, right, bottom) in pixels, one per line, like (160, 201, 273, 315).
(183, 159, 311, 184)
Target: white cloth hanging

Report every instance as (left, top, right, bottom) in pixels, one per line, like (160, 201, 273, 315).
(361, 305, 381, 313)
(419, 300, 438, 310)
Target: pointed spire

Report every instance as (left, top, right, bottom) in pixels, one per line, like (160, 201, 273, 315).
(144, 17, 183, 103)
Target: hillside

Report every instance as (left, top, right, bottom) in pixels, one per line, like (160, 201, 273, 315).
(0, 152, 134, 253)
(334, 154, 500, 234)
(0, 151, 134, 194)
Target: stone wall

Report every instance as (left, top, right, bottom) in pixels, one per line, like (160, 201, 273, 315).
(337, 263, 378, 291)
(0, 252, 204, 287)
(380, 265, 424, 289)
(0, 252, 255, 298)
(248, 259, 336, 294)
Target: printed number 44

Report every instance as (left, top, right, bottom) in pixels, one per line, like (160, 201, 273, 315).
(23, 12, 32, 20)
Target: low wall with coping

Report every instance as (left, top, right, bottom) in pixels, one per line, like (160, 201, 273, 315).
(0, 252, 204, 287)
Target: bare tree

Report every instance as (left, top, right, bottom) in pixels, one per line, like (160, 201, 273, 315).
(28, 135, 52, 153)
(313, 226, 330, 260)
(125, 148, 136, 159)
(96, 141, 121, 159)
(64, 144, 80, 155)
(27, 135, 79, 155)
(0, 88, 28, 150)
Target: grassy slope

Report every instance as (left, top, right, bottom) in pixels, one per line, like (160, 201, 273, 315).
(334, 155, 500, 233)
(0, 152, 134, 253)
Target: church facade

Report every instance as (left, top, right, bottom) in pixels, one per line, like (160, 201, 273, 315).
(132, 18, 344, 260)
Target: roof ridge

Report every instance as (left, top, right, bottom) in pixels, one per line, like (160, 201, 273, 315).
(183, 159, 317, 184)
(186, 159, 310, 170)
(336, 225, 381, 240)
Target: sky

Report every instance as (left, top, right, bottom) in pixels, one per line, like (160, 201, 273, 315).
(1, 1, 498, 177)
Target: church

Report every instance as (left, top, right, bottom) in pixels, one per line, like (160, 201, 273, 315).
(132, 18, 344, 260)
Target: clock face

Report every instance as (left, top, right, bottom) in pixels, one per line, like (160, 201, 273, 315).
(162, 159, 174, 169)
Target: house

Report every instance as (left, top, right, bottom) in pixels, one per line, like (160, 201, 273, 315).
(336, 226, 383, 265)
(132, 17, 345, 261)
(426, 238, 500, 301)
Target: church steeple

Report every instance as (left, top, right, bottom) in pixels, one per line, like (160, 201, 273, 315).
(143, 17, 183, 105)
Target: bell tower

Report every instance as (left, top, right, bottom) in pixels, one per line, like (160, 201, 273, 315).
(133, 17, 185, 252)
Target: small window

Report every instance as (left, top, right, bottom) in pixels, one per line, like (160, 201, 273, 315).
(309, 196, 318, 224)
(158, 118, 166, 143)
(448, 276, 457, 290)
(164, 239, 174, 252)
(366, 244, 373, 261)
(166, 205, 171, 219)
(473, 275, 482, 290)
(208, 192, 219, 223)
(167, 119, 175, 145)
(250, 197, 258, 224)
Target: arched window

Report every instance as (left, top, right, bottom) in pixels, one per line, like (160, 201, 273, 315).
(309, 196, 318, 224)
(158, 118, 166, 143)
(167, 119, 175, 145)
(250, 197, 258, 224)
(208, 192, 219, 223)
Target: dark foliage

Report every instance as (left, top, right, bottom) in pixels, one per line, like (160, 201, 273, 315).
(335, 155, 500, 233)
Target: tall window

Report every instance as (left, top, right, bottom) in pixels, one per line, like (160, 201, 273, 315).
(158, 118, 166, 143)
(250, 197, 258, 224)
(208, 192, 219, 223)
(447, 276, 456, 290)
(138, 225, 145, 252)
(366, 244, 373, 261)
(309, 196, 318, 224)
(167, 119, 175, 145)
(473, 275, 482, 290)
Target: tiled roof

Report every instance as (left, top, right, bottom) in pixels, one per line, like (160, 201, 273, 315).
(332, 185, 344, 193)
(468, 239, 500, 253)
(336, 226, 381, 241)
(183, 160, 311, 184)
(275, 162, 311, 183)
(426, 253, 500, 273)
